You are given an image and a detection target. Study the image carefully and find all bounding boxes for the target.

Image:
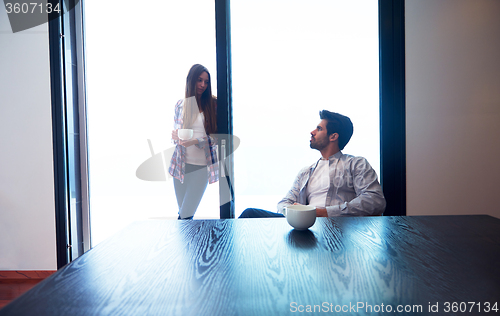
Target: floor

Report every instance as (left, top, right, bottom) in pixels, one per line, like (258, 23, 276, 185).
(0, 271, 55, 310)
(0, 279, 41, 309)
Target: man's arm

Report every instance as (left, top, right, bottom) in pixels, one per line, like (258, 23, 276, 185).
(326, 158, 386, 216)
(277, 167, 309, 214)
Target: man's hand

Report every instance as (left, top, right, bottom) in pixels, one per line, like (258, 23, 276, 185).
(315, 207, 328, 217)
(294, 203, 328, 217)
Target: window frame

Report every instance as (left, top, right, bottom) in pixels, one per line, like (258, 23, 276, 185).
(49, 0, 90, 268)
(379, 0, 406, 216)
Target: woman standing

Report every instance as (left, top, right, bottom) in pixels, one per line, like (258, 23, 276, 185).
(169, 64, 218, 219)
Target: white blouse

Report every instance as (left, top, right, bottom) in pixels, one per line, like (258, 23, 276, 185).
(185, 112, 207, 165)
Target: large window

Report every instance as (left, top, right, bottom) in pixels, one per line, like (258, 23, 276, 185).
(85, 1, 219, 245)
(231, 1, 380, 216)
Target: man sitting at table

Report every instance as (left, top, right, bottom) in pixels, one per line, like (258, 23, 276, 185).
(239, 110, 386, 218)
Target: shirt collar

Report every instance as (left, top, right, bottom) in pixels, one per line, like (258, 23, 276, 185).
(328, 151, 343, 161)
(312, 151, 343, 170)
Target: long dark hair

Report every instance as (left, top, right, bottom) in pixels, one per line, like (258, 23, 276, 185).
(184, 64, 217, 134)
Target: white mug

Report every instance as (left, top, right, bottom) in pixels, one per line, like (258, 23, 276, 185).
(178, 129, 193, 140)
(285, 205, 317, 230)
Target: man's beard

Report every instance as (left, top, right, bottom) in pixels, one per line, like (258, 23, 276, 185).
(310, 137, 328, 151)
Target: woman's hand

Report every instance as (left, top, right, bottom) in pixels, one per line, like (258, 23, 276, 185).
(173, 129, 198, 147)
(172, 129, 180, 141)
(179, 139, 199, 147)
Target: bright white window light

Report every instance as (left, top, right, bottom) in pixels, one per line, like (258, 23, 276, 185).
(85, 1, 218, 246)
(231, 0, 380, 216)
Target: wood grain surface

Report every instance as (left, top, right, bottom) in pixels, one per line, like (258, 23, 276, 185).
(1, 215, 499, 315)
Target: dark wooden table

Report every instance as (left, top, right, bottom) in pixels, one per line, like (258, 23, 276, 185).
(1, 215, 500, 315)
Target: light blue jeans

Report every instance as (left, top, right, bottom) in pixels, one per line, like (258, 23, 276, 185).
(173, 163, 208, 219)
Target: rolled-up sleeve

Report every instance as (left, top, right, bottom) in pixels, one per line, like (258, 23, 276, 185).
(326, 158, 385, 216)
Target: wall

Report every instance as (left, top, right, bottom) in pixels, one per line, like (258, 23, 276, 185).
(406, 0, 500, 217)
(0, 10, 57, 269)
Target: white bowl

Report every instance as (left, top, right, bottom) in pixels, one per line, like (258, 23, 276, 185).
(178, 129, 193, 140)
(285, 205, 316, 230)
